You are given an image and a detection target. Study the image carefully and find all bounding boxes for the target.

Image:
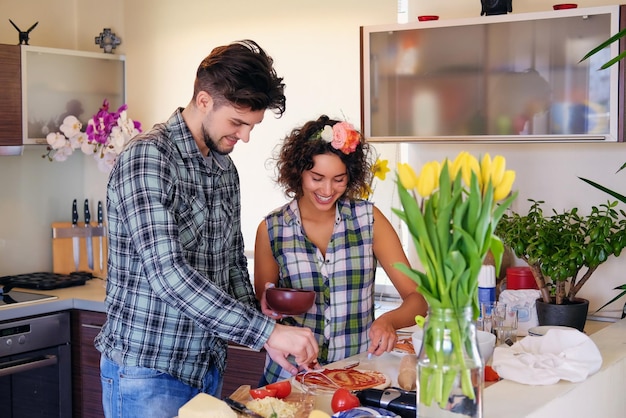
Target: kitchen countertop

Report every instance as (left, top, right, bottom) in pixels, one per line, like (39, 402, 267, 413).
(4, 283, 625, 417)
(307, 318, 621, 416)
(0, 277, 106, 321)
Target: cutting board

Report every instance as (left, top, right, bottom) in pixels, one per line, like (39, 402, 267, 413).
(52, 222, 108, 277)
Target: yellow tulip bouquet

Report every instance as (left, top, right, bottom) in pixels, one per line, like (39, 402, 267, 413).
(392, 152, 517, 409)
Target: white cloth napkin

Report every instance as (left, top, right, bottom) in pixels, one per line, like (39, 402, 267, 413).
(491, 328, 602, 385)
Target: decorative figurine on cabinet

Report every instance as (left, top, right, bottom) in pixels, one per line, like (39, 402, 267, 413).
(9, 19, 38, 45)
(95, 28, 122, 53)
(480, 0, 512, 16)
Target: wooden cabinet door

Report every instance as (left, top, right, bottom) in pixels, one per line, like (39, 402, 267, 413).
(222, 344, 266, 397)
(0, 44, 21, 147)
(71, 310, 106, 418)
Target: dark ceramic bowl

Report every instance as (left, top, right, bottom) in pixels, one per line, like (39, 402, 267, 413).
(266, 287, 315, 315)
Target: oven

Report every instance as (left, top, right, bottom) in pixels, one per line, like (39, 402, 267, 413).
(0, 311, 72, 417)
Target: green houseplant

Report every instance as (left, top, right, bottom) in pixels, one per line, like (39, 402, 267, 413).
(495, 199, 626, 329)
(579, 175, 626, 316)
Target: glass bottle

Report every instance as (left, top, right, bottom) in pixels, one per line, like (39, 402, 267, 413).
(416, 306, 483, 418)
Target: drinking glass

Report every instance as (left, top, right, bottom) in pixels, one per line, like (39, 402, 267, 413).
(492, 303, 518, 345)
(479, 302, 498, 333)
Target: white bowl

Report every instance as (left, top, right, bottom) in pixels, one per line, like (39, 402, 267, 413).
(412, 329, 496, 363)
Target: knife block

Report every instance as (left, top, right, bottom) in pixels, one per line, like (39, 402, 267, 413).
(52, 222, 108, 277)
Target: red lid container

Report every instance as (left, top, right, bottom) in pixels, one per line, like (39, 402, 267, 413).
(506, 267, 538, 290)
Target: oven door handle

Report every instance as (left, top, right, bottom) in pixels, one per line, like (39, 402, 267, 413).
(0, 354, 58, 377)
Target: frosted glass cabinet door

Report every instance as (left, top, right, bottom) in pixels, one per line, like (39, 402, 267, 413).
(22, 46, 125, 145)
(361, 6, 622, 143)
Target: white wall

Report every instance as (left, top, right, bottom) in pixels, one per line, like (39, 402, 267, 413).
(0, 0, 124, 276)
(0, 0, 624, 315)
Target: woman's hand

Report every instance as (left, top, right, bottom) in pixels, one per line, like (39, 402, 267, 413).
(367, 315, 398, 357)
(260, 283, 289, 319)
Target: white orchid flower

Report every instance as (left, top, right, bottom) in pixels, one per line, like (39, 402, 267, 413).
(59, 115, 83, 138)
(46, 132, 68, 150)
(80, 139, 98, 155)
(52, 144, 73, 161)
(69, 132, 89, 150)
(109, 126, 130, 154)
(95, 150, 117, 173)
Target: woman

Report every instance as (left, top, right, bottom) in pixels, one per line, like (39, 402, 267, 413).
(254, 115, 428, 384)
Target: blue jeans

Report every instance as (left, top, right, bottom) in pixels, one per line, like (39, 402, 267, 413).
(100, 354, 223, 418)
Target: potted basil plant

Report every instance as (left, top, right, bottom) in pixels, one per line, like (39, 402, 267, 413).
(495, 199, 626, 331)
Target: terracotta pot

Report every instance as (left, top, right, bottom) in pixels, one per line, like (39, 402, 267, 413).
(535, 297, 589, 332)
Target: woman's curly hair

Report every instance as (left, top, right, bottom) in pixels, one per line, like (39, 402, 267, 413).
(274, 115, 374, 199)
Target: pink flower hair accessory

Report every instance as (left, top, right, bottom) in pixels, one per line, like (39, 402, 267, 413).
(316, 121, 361, 155)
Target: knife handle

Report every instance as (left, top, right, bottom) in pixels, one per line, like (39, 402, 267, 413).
(72, 199, 78, 226)
(97, 201, 103, 225)
(84, 199, 91, 225)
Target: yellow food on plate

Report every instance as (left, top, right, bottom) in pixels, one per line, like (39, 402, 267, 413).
(308, 410, 331, 418)
(177, 393, 236, 418)
(246, 397, 299, 418)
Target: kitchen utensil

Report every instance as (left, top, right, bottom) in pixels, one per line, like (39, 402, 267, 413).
(0, 272, 92, 290)
(223, 397, 264, 418)
(97, 201, 104, 271)
(72, 199, 79, 271)
(84, 199, 93, 270)
(265, 287, 315, 315)
(356, 387, 416, 418)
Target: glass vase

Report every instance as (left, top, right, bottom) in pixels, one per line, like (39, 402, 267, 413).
(416, 306, 483, 418)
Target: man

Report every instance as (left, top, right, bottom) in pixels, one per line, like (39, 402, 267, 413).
(95, 40, 319, 418)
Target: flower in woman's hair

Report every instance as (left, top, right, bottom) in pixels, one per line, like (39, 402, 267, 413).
(314, 121, 361, 155)
(320, 125, 334, 142)
(331, 121, 360, 154)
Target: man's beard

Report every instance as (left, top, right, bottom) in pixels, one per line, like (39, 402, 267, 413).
(202, 125, 231, 156)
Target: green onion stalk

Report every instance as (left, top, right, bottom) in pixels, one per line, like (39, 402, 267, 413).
(392, 152, 517, 408)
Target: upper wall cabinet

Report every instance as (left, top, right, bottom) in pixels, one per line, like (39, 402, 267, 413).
(0, 45, 125, 155)
(360, 5, 625, 143)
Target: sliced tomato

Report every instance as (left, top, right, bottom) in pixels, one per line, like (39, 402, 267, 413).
(249, 387, 277, 399)
(331, 388, 360, 413)
(265, 380, 292, 399)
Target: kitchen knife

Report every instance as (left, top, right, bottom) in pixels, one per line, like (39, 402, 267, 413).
(72, 199, 79, 271)
(97, 201, 104, 271)
(84, 199, 93, 270)
(223, 397, 264, 418)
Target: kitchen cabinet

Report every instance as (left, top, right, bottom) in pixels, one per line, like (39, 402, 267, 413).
(71, 309, 105, 418)
(361, 5, 625, 143)
(0, 44, 125, 156)
(222, 343, 266, 397)
(0, 45, 21, 154)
